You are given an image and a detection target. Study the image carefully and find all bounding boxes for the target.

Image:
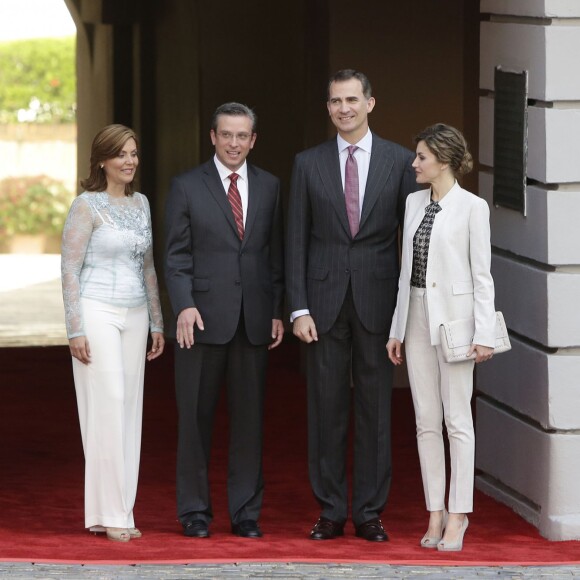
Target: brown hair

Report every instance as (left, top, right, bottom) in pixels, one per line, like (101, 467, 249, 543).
(80, 124, 139, 196)
(414, 123, 473, 176)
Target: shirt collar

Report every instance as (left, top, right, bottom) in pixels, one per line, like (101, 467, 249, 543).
(213, 154, 248, 183)
(337, 128, 372, 154)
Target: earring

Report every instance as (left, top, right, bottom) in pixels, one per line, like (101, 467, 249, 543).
(100, 164, 104, 169)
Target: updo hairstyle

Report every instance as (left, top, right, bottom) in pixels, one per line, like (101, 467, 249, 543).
(414, 123, 473, 176)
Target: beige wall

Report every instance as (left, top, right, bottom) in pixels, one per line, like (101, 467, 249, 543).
(0, 124, 77, 192)
(475, 0, 580, 541)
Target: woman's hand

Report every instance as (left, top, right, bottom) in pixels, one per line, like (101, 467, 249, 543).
(386, 338, 403, 365)
(147, 332, 165, 361)
(69, 336, 91, 365)
(468, 344, 494, 363)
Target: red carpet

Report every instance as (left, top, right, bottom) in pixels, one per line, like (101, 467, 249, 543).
(0, 341, 578, 565)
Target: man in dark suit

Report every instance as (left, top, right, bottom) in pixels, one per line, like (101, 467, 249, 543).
(165, 102, 284, 539)
(286, 70, 416, 542)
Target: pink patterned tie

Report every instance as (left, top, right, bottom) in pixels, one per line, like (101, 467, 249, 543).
(345, 145, 359, 237)
(228, 173, 244, 239)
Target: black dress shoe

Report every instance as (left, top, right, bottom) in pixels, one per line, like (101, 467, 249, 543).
(231, 519, 263, 538)
(355, 518, 388, 542)
(310, 516, 344, 540)
(183, 519, 209, 538)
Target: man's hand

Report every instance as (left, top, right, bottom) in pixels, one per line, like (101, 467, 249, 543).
(293, 314, 318, 344)
(386, 338, 403, 366)
(176, 307, 204, 349)
(269, 319, 284, 350)
(69, 336, 91, 365)
(147, 332, 165, 361)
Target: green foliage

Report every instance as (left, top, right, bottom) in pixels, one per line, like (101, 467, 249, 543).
(0, 37, 76, 123)
(0, 175, 73, 241)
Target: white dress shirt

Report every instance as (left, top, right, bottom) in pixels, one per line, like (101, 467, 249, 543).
(214, 155, 248, 226)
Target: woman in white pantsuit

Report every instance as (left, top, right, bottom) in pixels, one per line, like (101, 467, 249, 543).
(61, 125, 164, 542)
(387, 124, 496, 552)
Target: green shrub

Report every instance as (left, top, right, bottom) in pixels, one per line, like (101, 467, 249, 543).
(0, 175, 73, 241)
(0, 37, 76, 123)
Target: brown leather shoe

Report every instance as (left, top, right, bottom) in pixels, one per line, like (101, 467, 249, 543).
(310, 516, 344, 540)
(355, 518, 388, 542)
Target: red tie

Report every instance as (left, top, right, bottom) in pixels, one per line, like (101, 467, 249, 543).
(345, 145, 359, 237)
(228, 173, 244, 239)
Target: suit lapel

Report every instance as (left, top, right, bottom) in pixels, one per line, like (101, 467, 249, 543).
(316, 140, 351, 237)
(243, 164, 262, 248)
(359, 135, 394, 232)
(202, 160, 240, 239)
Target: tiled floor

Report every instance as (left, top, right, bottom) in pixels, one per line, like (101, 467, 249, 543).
(2, 562, 580, 579)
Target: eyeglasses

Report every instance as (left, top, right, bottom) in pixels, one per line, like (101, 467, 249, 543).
(216, 131, 253, 143)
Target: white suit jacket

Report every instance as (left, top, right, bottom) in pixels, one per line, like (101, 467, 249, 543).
(389, 182, 496, 347)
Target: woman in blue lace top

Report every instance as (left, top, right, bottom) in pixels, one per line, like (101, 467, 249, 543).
(61, 124, 164, 542)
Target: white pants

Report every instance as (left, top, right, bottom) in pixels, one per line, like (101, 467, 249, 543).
(72, 298, 149, 529)
(405, 287, 475, 514)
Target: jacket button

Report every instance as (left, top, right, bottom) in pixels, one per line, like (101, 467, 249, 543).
(234, 280, 241, 286)
(432, 282, 436, 287)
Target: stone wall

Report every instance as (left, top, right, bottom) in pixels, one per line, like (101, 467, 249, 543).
(476, 0, 580, 541)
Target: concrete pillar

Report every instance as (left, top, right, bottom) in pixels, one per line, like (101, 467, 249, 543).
(63, 0, 114, 193)
(476, 0, 580, 540)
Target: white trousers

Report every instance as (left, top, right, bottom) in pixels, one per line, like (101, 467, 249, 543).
(405, 287, 475, 514)
(72, 297, 149, 529)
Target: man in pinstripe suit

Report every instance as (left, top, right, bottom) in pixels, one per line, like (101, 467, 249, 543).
(286, 70, 417, 542)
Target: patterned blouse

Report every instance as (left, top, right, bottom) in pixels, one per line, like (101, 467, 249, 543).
(410, 200, 442, 288)
(61, 191, 164, 339)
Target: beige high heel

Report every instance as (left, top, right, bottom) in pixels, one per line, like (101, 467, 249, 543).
(128, 527, 142, 538)
(437, 515, 468, 552)
(90, 525, 139, 540)
(420, 509, 448, 548)
(106, 527, 131, 542)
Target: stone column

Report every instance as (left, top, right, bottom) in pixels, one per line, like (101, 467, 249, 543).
(476, 0, 580, 540)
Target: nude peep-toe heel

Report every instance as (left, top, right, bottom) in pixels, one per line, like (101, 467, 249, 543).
(437, 515, 468, 552)
(106, 528, 131, 542)
(89, 525, 139, 541)
(420, 509, 448, 548)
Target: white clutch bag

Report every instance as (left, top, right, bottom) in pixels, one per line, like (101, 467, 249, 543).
(439, 311, 511, 364)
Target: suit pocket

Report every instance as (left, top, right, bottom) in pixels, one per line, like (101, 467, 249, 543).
(452, 280, 474, 295)
(193, 278, 210, 292)
(307, 266, 329, 281)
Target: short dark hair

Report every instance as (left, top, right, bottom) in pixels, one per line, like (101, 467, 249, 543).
(414, 123, 473, 177)
(327, 69, 372, 100)
(211, 102, 257, 133)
